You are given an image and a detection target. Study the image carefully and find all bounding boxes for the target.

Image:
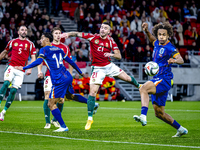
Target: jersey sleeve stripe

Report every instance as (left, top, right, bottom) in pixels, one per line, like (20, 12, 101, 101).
(154, 79, 163, 86)
(153, 40, 156, 46)
(172, 52, 180, 58)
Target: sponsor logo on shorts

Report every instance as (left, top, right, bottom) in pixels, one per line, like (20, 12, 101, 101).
(14, 43, 18, 46)
(95, 39, 99, 44)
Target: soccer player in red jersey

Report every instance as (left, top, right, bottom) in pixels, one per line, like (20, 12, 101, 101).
(0, 26, 36, 121)
(61, 22, 141, 130)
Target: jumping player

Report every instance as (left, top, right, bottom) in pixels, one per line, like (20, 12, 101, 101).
(61, 22, 141, 130)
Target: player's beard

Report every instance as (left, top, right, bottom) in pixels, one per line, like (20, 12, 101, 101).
(20, 33, 27, 39)
(100, 32, 107, 39)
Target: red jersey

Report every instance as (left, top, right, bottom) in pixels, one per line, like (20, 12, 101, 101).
(45, 42, 72, 76)
(82, 33, 119, 66)
(5, 38, 36, 67)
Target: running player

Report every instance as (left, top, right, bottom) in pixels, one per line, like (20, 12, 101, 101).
(61, 22, 141, 130)
(0, 26, 36, 121)
(16, 32, 83, 132)
(38, 27, 99, 129)
(133, 22, 188, 137)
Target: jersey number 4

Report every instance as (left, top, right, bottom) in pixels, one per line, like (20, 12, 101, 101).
(52, 53, 63, 68)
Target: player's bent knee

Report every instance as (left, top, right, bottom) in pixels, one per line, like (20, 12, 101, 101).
(155, 110, 164, 119)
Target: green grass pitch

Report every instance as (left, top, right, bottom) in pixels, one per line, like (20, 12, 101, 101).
(0, 101, 199, 150)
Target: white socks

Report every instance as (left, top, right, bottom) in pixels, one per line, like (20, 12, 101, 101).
(88, 116, 93, 120)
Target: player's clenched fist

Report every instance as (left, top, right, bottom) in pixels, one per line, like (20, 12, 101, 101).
(167, 58, 176, 64)
(142, 22, 148, 32)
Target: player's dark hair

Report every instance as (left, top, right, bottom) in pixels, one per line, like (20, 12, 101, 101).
(43, 32, 53, 42)
(152, 22, 173, 37)
(102, 22, 110, 27)
(51, 27, 62, 34)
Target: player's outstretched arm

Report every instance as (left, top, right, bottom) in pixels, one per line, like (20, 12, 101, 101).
(142, 22, 156, 43)
(168, 54, 184, 65)
(0, 50, 8, 61)
(15, 57, 44, 71)
(61, 32, 82, 38)
(64, 56, 82, 75)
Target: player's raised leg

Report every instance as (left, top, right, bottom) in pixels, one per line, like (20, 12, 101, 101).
(133, 81, 156, 126)
(116, 71, 141, 88)
(85, 84, 100, 130)
(65, 93, 100, 115)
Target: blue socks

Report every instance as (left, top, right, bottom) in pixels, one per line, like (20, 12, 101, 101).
(141, 106, 148, 116)
(73, 94, 87, 103)
(172, 120, 181, 129)
(51, 108, 66, 128)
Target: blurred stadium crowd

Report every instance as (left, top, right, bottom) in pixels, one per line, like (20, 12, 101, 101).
(0, 0, 199, 100)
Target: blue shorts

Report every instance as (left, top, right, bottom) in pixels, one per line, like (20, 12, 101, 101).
(150, 77, 172, 106)
(49, 71, 73, 99)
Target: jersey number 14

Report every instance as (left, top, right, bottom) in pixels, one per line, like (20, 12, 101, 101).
(52, 53, 63, 68)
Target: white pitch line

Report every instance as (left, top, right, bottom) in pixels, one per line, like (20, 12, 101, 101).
(9, 106, 200, 112)
(0, 131, 199, 149)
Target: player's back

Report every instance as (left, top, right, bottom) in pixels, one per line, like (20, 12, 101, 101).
(40, 45, 69, 84)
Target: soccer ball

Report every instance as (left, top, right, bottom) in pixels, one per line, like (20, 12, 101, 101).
(144, 61, 159, 76)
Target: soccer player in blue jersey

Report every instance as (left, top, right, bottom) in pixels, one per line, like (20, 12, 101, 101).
(133, 22, 188, 137)
(15, 33, 83, 132)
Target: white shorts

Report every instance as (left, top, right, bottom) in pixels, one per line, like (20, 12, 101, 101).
(44, 76, 52, 92)
(90, 62, 123, 85)
(4, 65, 25, 89)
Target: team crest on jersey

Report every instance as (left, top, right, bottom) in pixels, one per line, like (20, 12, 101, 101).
(95, 39, 99, 44)
(25, 44, 27, 48)
(159, 48, 165, 57)
(14, 43, 18, 46)
(106, 43, 108, 47)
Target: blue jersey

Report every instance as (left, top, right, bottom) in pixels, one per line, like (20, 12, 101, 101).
(23, 45, 82, 98)
(38, 45, 69, 84)
(152, 40, 179, 79)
